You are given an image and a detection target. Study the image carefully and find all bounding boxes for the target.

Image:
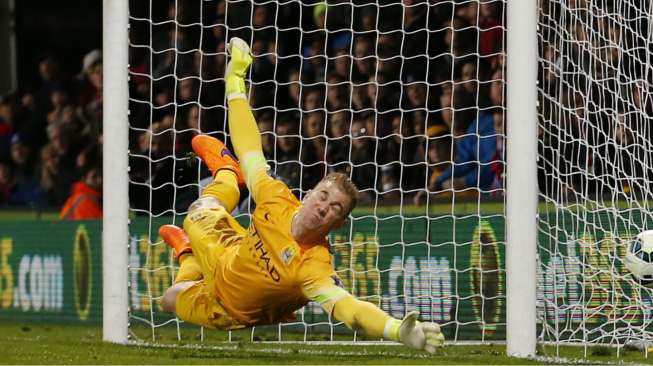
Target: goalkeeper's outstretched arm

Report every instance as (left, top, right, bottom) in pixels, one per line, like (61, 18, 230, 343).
(328, 295, 444, 353)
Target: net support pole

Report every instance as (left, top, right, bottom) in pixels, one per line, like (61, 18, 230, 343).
(102, 0, 129, 344)
(506, 0, 538, 357)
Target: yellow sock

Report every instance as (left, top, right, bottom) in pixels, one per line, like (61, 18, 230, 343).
(175, 254, 202, 283)
(202, 170, 240, 212)
(227, 99, 264, 159)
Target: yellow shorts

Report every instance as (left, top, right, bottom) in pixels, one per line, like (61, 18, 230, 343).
(175, 281, 244, 330)
(182, 205, 246, 283)
(176, 206, 247, 329)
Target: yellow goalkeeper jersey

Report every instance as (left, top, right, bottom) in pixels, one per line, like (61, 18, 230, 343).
(211, 175, 347, 326)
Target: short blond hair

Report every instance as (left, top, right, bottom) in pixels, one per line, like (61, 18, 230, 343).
(320, 172, 359, 214)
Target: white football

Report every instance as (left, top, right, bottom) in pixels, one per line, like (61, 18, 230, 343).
(624, 230, 653, 286)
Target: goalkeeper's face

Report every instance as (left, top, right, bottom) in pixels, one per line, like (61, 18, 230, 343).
(296, 181, 351, 235)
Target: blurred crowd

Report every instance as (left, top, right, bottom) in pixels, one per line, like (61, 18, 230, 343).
(0, 47, 103, 216)
(537, 0, 653, 200)
(7, 0, 646, 217)
(126, 0, 506, 214)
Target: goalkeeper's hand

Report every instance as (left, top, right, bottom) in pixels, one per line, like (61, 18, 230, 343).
(398, 311, 444, 353)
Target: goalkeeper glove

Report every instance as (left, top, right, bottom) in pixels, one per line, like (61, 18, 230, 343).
(225, 37, 253, 99)
(390, 311, 445, 353)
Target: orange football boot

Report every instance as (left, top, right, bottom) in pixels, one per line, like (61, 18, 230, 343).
(159, 224, 192, 260)
(191, 135, 246, 188)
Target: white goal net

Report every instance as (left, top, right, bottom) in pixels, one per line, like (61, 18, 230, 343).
(114, 0, 653, 355)
(537, 0, 653, 354)
(124, 0, 507, 344)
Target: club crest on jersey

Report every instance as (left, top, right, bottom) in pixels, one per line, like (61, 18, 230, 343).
(188, 210, 206, 222)
(281, 246, 295, 266)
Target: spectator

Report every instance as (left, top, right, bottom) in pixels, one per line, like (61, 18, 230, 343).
(362, 111, 377, 138)
(40, 142, 74, 207)
(214, 40, 227, 79)
(252, 4, 275, 44)
(413, 124, 452, 204)
(353, 36, 375, 79)
(60, 162, 102, 220)
(274, 117, 302, 194)
(357, 6, 377, 33)
(77, 50, 103, 141)
(609, 112, 640, 194)
(177, 78, 198, 105)
(257, 111, 276, 161)
(34, 57, 64, 114)
(300, 111, 327, 190)
(404, 75, 428, 111)
(9, 133, 43, 207)
(459, 61, 478, 96)
(47, 88, 75, 127)
(176, 104, 202, 152)
(302, 111, 326, 160)
(331, 49, 353, 80)
(401, 0, 429, 79)
(302, 87, 325, 112)
(283, 69, 302, 109)
(326, 110, 350, 174)
(0, 162, 14, 205)
(380, 113, 419, 192)
(367, 76, 380, 111)
(368, 74, 399, 113)
(455, 1, 478, 27)
(489, 108, 505, 192)
(431, 17, 477, 83)
(251, 38, 276, 82)
(488, 69, 504, 108)
(302, 33, 327, 80)
(351, 82, 371, 112)
(349, 116, 377, 201)
(39, 121, 77, 205)
(152, 88, 174, 123)
(407, 110, 429, 175)
(434, 85, 497, 192)
(129, 118, 177, 214)
(479, 2, 503, 56)
(0, 144, 43, 207)
(377, 34, 400, 77)
(75, 143, 99, 175)
(0, 98, 15, 161)
(326, 73, 348, 111)
(10, 134, 37, 179)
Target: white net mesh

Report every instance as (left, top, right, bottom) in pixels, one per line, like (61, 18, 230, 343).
(537, 0, 653, 352)
(123, 0, 653, 354)
(113, 0, 653, 358)
(125, 0, 510, 345)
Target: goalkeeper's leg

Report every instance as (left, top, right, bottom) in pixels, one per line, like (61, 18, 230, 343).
(161, 204, 247, 324)
(159, 170, 241, 287)
(159, 225, 202, 283)
(223, 37, 265, 167)
(161, 139, 245, 309)
(193, 36, 255, 209)
(161, 279, 243, 329)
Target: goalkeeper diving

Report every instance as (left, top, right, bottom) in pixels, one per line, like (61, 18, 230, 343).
(158, 37, 444, 353)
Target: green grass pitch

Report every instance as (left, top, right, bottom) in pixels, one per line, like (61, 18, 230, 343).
(1, 322, 651, 364)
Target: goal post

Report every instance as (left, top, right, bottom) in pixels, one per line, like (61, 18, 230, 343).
(102, 0, 129, 344)
(505, 0, 538, 357)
